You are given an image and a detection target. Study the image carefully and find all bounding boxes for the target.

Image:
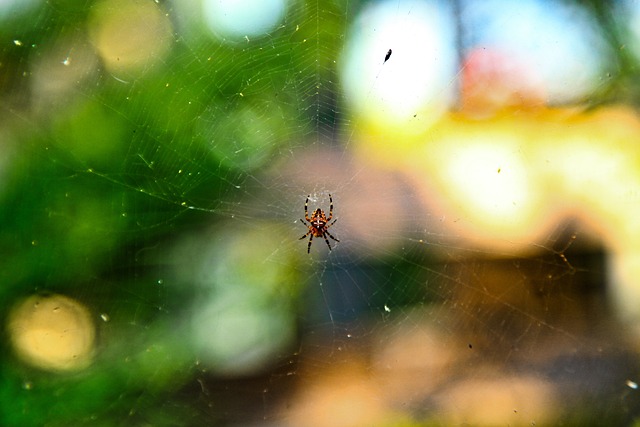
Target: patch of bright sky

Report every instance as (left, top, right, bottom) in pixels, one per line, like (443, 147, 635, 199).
(201, 0, 287, 39)
(341, 0, 611, 125)
(340, 0, 457, 128)
(460, 0, 611, 104)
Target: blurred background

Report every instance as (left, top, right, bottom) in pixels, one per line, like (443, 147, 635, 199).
(2, 0, 640, 425)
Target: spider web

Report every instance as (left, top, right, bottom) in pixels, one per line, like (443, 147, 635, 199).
(1, 0, 639, 425)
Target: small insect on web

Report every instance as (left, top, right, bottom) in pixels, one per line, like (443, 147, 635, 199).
(383, 48, 392, 64)
(299, 194, 340, 254)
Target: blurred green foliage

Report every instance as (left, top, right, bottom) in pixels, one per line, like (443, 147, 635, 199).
(0, 0, 349, 424)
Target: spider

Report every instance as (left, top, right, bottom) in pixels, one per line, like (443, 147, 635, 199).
(299, 194, 340, 254)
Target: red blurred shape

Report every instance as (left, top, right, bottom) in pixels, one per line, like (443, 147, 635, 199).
(461, 47, 546, 116)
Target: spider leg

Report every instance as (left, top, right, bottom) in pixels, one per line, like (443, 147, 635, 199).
(322, 232, 333, 251)
(325, 230, 340, 242)
(322, 231, 331, 250)
(299, 219, 312, 239)
(307, 234, 313, 253)
(304, 195, 310, 222)
(325, 218, 337, 229)
(299, 230, 311, 240)
(327, 194, 333, 221)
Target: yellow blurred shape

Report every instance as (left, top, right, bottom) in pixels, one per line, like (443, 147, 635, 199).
(444, 138, 534, 233)
(437, 375, 556, 426)
(88, 0, 173, 76)
(357, 107, 640, 247)
(283, 358, 388, 427)
(356, 106, 640, 323)
(7, 294, 95, 372)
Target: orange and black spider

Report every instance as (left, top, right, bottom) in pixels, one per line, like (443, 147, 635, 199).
(299, 194, 340, 254)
